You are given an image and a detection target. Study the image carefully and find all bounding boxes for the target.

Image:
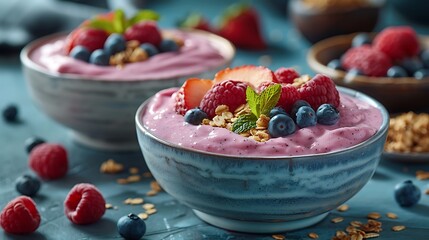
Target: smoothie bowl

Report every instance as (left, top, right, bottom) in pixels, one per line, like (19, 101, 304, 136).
(20, 10, 234, 150)
(136, 65, 389, 233)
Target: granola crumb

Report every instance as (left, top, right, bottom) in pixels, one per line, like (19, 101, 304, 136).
(337, 204, 349, 212)
(367, 212, 381, 220)
(331, 217, 344, 223)
(138, 213, 148, 220)
(100, 159, 124, 174)
(129, 167, 139, 174)
(271, 234, 285, 240)
(386, 212, 398, 219)
(308, 232, 319, 239)
(123, 198, 144, 205)
(392, 225, 406, 232)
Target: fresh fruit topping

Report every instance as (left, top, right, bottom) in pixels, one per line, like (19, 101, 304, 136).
(291, 100, 311, 120)
(70, 46, 91, 62)
(269, 107, 288, 118)
(159, 39, 179, 52)
(420, 49, 429, 67)
(373, 26, 419, 61)
(327, 59, 343, 71)
(124, 21, 162, 47)
(316, 104, 340, 125)
(232, 84, 281, 134)
(296, 106, 317, 128)
(200, 80, 248, 118)
(15, 175, 41, 197)
(399, 58, 424, 75)
(184, 108, 208, 125)
(90, 49, 110, 66)
(213, 65, 276, 89)
(178, 12, 212, 32)
(274, 67, 300, 84)
(341, 45, 392, 77)
(387, 66, 408, 78)
(344, 68, 364, 80)
(25, 137, 46, 154)
(104, 33, 126, 55)
(117, 213, 146, 240)
(29, 143, 68, 180)
(64, 183, 106, 225)
(2, 104, 18, 122)
(351, 33, 372, 47)
(297, 74, 340, 110)
(218, 3, 266, 50)
(268, 114, 296, 138)
(140, 43, 159, 57)
(394, 180, 421, 207)
(414, 69, 429, 80)
(72, 28, 109, 53)
(258, 82, 300, 113)
(175, 78, 214, 115)
(0, 196, 41, 234)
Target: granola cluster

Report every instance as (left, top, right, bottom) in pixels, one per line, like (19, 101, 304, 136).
(385, 112, 429, 153)
(202, 104, 271, 142)
(301, 0, 371, 10)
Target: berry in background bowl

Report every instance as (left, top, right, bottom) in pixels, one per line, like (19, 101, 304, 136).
(289, 0, 384, 44)
(20, 9, 234, 151)
(135, 65, 389, 233)
(307, 26, 429, 113)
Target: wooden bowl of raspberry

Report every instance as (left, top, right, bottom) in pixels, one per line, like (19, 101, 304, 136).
(307, 26, 429, 113)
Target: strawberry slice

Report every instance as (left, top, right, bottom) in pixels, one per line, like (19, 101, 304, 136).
(213, 65, 276, 89)
(218, 3, 266, 50)
(178, 13, 212, 32)
(175, 78, 214, 115)
(64, 28, 109, 54)
(297, 74, 340, 110)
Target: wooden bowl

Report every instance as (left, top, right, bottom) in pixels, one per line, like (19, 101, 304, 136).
(307, 33, 429, 113)
(289, 0, 384, 44)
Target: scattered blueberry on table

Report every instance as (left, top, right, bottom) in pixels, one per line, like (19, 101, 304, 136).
(394, 180, 421, 207)
(24, 137, 46, 154)
(15, 175, 41, 197)
(117, 213, 146, 240)
(2, 104, 18, 122)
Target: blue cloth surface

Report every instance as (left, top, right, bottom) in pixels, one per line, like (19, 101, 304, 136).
(1, 1, 429, 239)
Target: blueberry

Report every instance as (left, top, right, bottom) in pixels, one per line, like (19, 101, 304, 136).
(268, 114, 296, 138)
(351, 33, 372, 47)
(140, 43, 159, 57)
(104, 34, 126, 55)
(400, 58, 423, 75)
(25, 137, 46, 153)
(184, 108, 208, 125)
(15, 175, 41, 197)
(387, 66, 408, 78)
(291, 100, 311, 120)
(414, 69, 429, 80)
(90, 49, 110, 66)
(2, 104, 18, 122)
(117, 213, 146, 240)
(317, 104, 340, 125)
(69, 46, 90, 62)
(394, 180, 421, 207)
(419, 49, 429, 68)
(159, 39, 179, 52)
(296, 106, 317, 128)
(327, 59, 343, 71)
(269, 107, 288, 118)
(344, 68, 364, 81)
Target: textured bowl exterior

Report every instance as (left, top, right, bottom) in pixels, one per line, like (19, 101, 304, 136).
(21, 31, 234, 149)
(136, 87, 389, 223)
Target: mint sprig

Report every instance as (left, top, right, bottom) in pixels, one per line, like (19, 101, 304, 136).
(232, 84, 281, 134)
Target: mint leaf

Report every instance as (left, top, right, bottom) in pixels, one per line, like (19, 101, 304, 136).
(246, 87, 260, 117)
(232, 114, 257, 133)
(113, 9, 127, 33)
(87, 19, 115, 33)
(259, 84, 281, 116)
(129, 10, 160, 26)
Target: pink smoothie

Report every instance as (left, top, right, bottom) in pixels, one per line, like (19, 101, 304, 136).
(29, 31, 227, 81)
(142, 88, 384, 157)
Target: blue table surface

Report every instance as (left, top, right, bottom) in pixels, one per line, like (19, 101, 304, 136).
(1, 1, 429, 239)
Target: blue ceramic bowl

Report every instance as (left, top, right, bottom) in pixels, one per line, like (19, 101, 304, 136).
(135, 87, 389, 233)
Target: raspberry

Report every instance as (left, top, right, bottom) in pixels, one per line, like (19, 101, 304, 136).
(341, 45, 392, 77)
(373, 26, 420, 61)
(0, 196, 41, 234)
(29, 143, 68, 180)
(297, 74, 340, 110)
(200, 80, 248, 118)
(274, 67, 300, 84)
(64, 183, 106, 225)
(124, 21, 162, 46)
(258, 82, 300, 113)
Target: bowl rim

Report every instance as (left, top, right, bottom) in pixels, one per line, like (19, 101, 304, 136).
(135, 86, 389, 160)
(289, 0, 385, 15)
(307, 33, 429, 84)
(20, 29, 235, 83)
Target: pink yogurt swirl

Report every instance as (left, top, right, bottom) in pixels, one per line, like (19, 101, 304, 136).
(29, 30, 227, 81)
(142, 88, 383, 157)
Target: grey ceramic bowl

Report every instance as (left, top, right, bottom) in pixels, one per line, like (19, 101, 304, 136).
(135, 87, 389, 233)
(21, 30, 234, 151)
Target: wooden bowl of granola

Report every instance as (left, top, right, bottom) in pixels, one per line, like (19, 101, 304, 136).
(289, 0, 384, 43)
